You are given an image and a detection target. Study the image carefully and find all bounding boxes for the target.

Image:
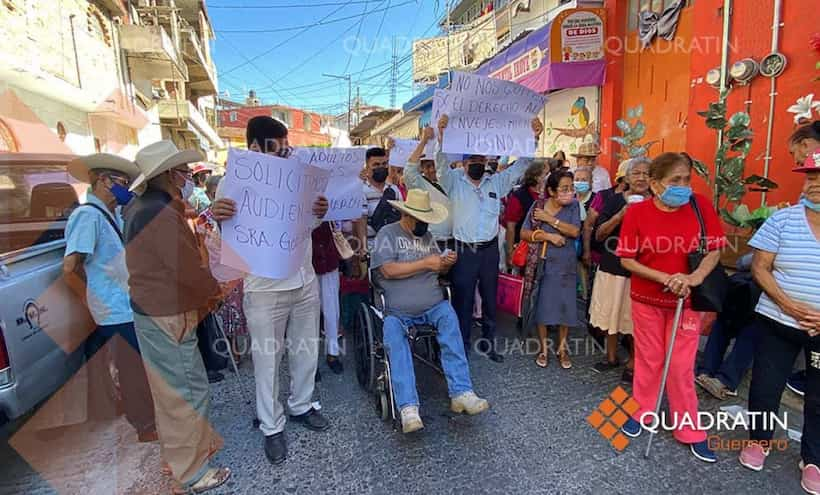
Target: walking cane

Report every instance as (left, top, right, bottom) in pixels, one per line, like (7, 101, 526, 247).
(644, 296, 686, 459)
(212, 307, 254, 409)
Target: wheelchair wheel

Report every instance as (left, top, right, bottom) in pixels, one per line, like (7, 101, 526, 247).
(377, 389, 390, 421)
(354, 302, 377, 391)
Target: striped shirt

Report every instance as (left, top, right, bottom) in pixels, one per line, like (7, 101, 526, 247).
(749, 205, 820, 329)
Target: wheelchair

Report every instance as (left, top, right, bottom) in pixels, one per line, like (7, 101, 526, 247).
(353, 268, 452, 425)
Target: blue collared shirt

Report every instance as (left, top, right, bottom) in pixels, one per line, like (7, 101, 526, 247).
(435, 151, 530, 243)
(64, 193, 133, 325)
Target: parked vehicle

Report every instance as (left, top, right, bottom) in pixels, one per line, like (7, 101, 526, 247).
(0, 153, 93, 427)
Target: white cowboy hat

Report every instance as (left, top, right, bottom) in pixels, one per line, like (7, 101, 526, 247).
(67, 153, 141, 183)
(129, 140, 203, 192)
(388, 189, 449, 225)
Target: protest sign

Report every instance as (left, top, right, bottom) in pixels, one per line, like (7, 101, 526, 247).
(388, 138, 418, 168)
(293, 146, 366, 221)
(220, 148, 330, 279)
(422, 138, 437, 159)
(432, 71, 547, 157)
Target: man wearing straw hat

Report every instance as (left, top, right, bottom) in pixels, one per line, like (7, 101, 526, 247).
(63, 153, 156, 442)
(371, 189, 489, 434)
(571, 141, 612, 193)
(125, 141, 230, 494)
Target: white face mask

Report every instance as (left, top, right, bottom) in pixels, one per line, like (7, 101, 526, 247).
(181, 178, 194, 199)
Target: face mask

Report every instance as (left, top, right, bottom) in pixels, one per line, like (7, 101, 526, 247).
(574, 181, 591, 194)
(658, 185, 692, 208)
(110, 183, 134, 206)
(467, 162, 485, 181)
(371, 167, 389, 183)
(181, 178, 194, 200)
(277, 145, 293, 158)
(556, 191, 575, 205)
(801, 196, 820, 212)
(412, 220, 429, 237)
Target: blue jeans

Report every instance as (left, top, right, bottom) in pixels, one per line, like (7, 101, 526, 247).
(697, 319, 758, 392)
(382, 300, 473, 409)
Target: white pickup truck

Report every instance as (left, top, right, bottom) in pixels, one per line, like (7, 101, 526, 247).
(0, 153, 94, 427)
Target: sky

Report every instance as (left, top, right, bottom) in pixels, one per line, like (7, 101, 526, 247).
(209, 0, 446, 116)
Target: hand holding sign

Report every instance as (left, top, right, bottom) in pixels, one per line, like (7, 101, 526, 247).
(388, 138, 419, 168)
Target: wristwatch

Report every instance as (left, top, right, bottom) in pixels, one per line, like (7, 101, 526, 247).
(553, 219, 560, 228)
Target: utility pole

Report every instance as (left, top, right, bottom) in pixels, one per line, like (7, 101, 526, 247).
(355, 86, 360, 129)
(446, 0, 451, 71)
(390, 36, 398, 108)
(322, 73, 352, 133)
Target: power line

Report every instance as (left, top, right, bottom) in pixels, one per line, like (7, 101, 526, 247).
(341, 0, 370, 74)
(209, 1, 373, 8)
(215, 1, 414, 34)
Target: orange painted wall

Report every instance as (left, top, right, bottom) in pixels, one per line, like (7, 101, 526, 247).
(686, 0, 818, 206)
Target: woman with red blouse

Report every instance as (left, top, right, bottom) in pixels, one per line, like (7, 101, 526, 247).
(616, 152, 726, 463)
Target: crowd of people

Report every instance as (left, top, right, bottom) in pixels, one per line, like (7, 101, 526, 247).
(61, 118, 820, 493)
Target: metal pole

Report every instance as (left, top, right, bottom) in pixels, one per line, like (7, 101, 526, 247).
(761, 0, 782, 206)
(68, 14, 83, 89)
(446, 0, 451, 71)
(714, 0, 732, 208)
(347, 77, 352, 133)
(356, 86, 360, 130)
(644, 297, 686, 459)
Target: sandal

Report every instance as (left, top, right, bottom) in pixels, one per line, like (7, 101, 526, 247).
(558, 351, 572, 370)
(535, 352, 548, 368)
(172, 467, 231, 494)
(695, 374, 728, 400)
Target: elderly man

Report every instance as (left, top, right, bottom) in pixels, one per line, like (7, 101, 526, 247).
(63, 153, 156, 442)
(371, 189, 489, 433)
(125, 141, 230, 493)
(211, 116, 331, 466)
(571, 142, 611, 193)
(435, 114, 544, 361)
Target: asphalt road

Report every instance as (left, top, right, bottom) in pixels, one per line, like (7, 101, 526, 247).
(0, 314, 807, 494)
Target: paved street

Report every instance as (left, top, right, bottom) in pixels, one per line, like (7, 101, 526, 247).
(0, 314, 806, 494)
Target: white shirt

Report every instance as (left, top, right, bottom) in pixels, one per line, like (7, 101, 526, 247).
(592, 166, 612, 193)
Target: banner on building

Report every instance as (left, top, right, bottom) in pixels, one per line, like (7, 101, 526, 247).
(432, 71, 547, 157)
(412, 13, 497, 84)
(220, 148, 330, 279)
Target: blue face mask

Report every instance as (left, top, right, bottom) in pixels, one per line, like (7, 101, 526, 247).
(574, 181, 591, 194)
(800, 196, 820, 212)
(658, 185, 692, 208)
(110, 183, 134, 206)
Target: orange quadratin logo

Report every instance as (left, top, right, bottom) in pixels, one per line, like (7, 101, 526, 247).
(587, 386, 640, 451)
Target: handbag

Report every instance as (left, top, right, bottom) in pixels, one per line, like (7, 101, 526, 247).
(330, 223, 354, 260)
(196, 312, 229, 372)
(511, 241, 529, 268)
(497, 273, 524, 317)
(687, 197, 729, 313)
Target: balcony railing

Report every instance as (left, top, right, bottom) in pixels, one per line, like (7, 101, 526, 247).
(119, 24, 188, 81)
(181, 28, 217, 96)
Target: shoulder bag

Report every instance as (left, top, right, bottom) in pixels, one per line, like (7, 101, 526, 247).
(687, 197, 728, 313)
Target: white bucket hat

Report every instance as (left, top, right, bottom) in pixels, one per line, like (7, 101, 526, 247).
(388, 189, 449, 224)
(67, 153, 141, 183)
(129, 140, 203, 192)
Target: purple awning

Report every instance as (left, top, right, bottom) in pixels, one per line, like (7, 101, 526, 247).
(475, 17, 606, 93)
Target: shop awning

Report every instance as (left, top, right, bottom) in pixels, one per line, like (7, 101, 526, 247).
(475, 8, 606, 93)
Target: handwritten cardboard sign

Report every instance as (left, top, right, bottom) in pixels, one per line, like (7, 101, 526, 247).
(388, 138, 418, 168)
(432, 71, 546, 157)
(293, 147, 366, 221)
(220, 148, 330, 279)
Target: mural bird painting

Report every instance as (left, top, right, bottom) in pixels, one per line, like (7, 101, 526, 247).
(570, 96, 590, 129)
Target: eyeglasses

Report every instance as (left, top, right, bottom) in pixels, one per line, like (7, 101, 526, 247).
(103, 174, 130, 187)
(173, 168, 193, 180)
(556, 186, 575, 193)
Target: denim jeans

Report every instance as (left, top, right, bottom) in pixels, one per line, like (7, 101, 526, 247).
(382, 300, 473, 409)
(696, 319, 758, 392)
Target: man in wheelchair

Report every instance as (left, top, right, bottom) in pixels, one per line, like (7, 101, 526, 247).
(371, 189, 489, 433)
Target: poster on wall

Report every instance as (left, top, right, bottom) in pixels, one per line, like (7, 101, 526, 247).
(556, 10, 605, 63)
(542, 86, 600, 158)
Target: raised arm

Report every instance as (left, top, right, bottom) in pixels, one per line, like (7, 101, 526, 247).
(435, 115, 460, 194)
(405, 127, 434, 189)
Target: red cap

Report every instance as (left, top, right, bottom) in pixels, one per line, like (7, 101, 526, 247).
(793, 147, 820, 173)
(190, 163, 213, 175)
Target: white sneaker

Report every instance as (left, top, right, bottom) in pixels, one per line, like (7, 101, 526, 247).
(400, 406, 424, 434)
(450, 391, 490, 415)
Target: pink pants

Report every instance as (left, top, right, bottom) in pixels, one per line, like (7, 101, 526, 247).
(631, 300, 706, 444)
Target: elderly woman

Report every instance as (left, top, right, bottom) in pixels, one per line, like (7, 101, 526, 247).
(616, 152, 726, 463)
(738, 131, 819, 494)
(520, 169, 581, 369)
(588, 157, 652, 381)
(504, 160, 547, 268)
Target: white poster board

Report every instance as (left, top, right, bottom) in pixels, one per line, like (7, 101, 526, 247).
(388, 138, 418, 168)
(220, 148, 330, 279)
(432, 71, 546, 157)
(294, 147, 366, 221)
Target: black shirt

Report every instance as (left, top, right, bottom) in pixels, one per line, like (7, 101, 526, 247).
(596, 193, 630, 277)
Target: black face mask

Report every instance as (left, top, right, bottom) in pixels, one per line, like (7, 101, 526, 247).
(467, 162, 485, 181)
(412, 220, 429, 237)
(371, 167, 389, 183)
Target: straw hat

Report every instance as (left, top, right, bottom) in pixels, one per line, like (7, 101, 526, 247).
(129, 140, 203, 192)
(388, 189, 449, 224)
(615, 159, 631, 181)
(67, 153, 141, 183)
(793, 147, 820, 173)
(571, 142, 601, 158)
